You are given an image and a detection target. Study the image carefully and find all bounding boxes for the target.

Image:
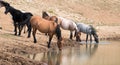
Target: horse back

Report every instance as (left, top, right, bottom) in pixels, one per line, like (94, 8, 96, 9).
(30, 16, 57, 33)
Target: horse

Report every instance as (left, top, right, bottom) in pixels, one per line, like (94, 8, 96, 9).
(0, 1, 33, 37)
(42, 11, 78, 40)
(30, 16, 62, 50)
(42, 11, 58, 35)
(75, 23, 99, 43)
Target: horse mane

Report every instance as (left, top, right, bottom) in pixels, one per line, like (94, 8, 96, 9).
(89, 25, 97, 36)
(42, 11, 49, 18)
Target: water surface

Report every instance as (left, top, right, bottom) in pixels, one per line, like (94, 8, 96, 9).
(25, 41, 120, 65)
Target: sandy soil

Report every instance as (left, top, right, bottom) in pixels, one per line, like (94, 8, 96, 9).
(0, 0, 120, 65)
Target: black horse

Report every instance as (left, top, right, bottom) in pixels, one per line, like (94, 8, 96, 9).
(0, 1, 33, 37)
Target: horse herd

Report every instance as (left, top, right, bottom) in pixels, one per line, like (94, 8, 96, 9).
(0, 1, 99, 50)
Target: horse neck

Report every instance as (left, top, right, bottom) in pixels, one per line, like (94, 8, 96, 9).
(73, 22, 78, 31)
(58, 17, 64, 24)
(9, 6, 22, 16)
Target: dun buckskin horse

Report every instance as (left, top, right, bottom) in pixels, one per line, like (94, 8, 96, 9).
(0, 1, 33, 37)
(30, 16, 62, 50)
(42, 11, 78, 40)
(75, 23, 99, 43)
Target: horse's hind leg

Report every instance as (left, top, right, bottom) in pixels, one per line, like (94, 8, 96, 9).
(48, 34, 53, 48)
(33, 28, 37, 43)
(70, 31, 73, 40)
(27, 24, 32, 38)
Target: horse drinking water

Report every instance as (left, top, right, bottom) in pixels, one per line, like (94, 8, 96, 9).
(0, 1, 33, 37)
(75, 23, 99, 43)
(30, 16, 62, 50)
(42, 11, 78, 40)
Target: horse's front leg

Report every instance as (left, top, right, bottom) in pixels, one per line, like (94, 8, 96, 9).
(76, 32, 81, 42)
(86, 34, 88, 43)
(48, 34, 53, 48)
(70, 31, 73, 40)
(23, 25, 26, 33)
(90, 34, 92, 43)
(14, 22, 17, 35)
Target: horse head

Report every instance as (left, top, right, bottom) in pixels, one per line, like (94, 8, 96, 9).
(0, 1, 9, 7)
(0, 1, 10, 14)
(42, 11, 49, 19)
(90, 25, 99, 43)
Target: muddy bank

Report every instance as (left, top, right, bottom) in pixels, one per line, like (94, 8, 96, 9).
(0, 52, 45, 65)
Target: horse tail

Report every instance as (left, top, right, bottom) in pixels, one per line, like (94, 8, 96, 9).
(90, 25, 99, 43)
(55, 25, 62, 40)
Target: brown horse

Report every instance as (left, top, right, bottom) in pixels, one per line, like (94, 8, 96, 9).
(30, 16, 62, 50)
(42, 11, 58, 35)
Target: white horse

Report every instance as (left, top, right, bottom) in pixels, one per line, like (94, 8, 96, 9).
(58, 17, 78, 40)
(75, 23, 99, 43)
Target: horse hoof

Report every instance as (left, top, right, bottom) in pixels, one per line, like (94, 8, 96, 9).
(14, 33, 17, 35)
(27, 36, 30, 38)
(48, 45, 50, 48)
(18, 34, 21, 36)
(34, 41, 37, 43)
(59, 48, 62, 51)
(70, 38, 72, 40)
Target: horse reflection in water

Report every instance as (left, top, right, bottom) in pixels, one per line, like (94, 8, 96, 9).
(28, 50, 62, 65)
(27, 43, 98, 65)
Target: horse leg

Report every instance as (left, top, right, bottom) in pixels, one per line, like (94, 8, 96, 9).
(90, 34, 92, 43)
(70, 31, 73, 40)
(86, 34, 88, 43)
(27, 24, 32, 38)
(14, 22, 17, 35)
(18, 24, 23, 36)
(33, 28, 37, 43)
(48, 34, 53, 48)
(23, 25, 26, 33)
(76, 32, 81, 42)
(45, 33, 48, 36)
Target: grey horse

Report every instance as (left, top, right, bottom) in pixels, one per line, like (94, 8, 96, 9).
(75, 23, 99, 43)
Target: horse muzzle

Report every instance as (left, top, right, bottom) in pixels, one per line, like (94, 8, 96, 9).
(4, 11, 8, 14)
